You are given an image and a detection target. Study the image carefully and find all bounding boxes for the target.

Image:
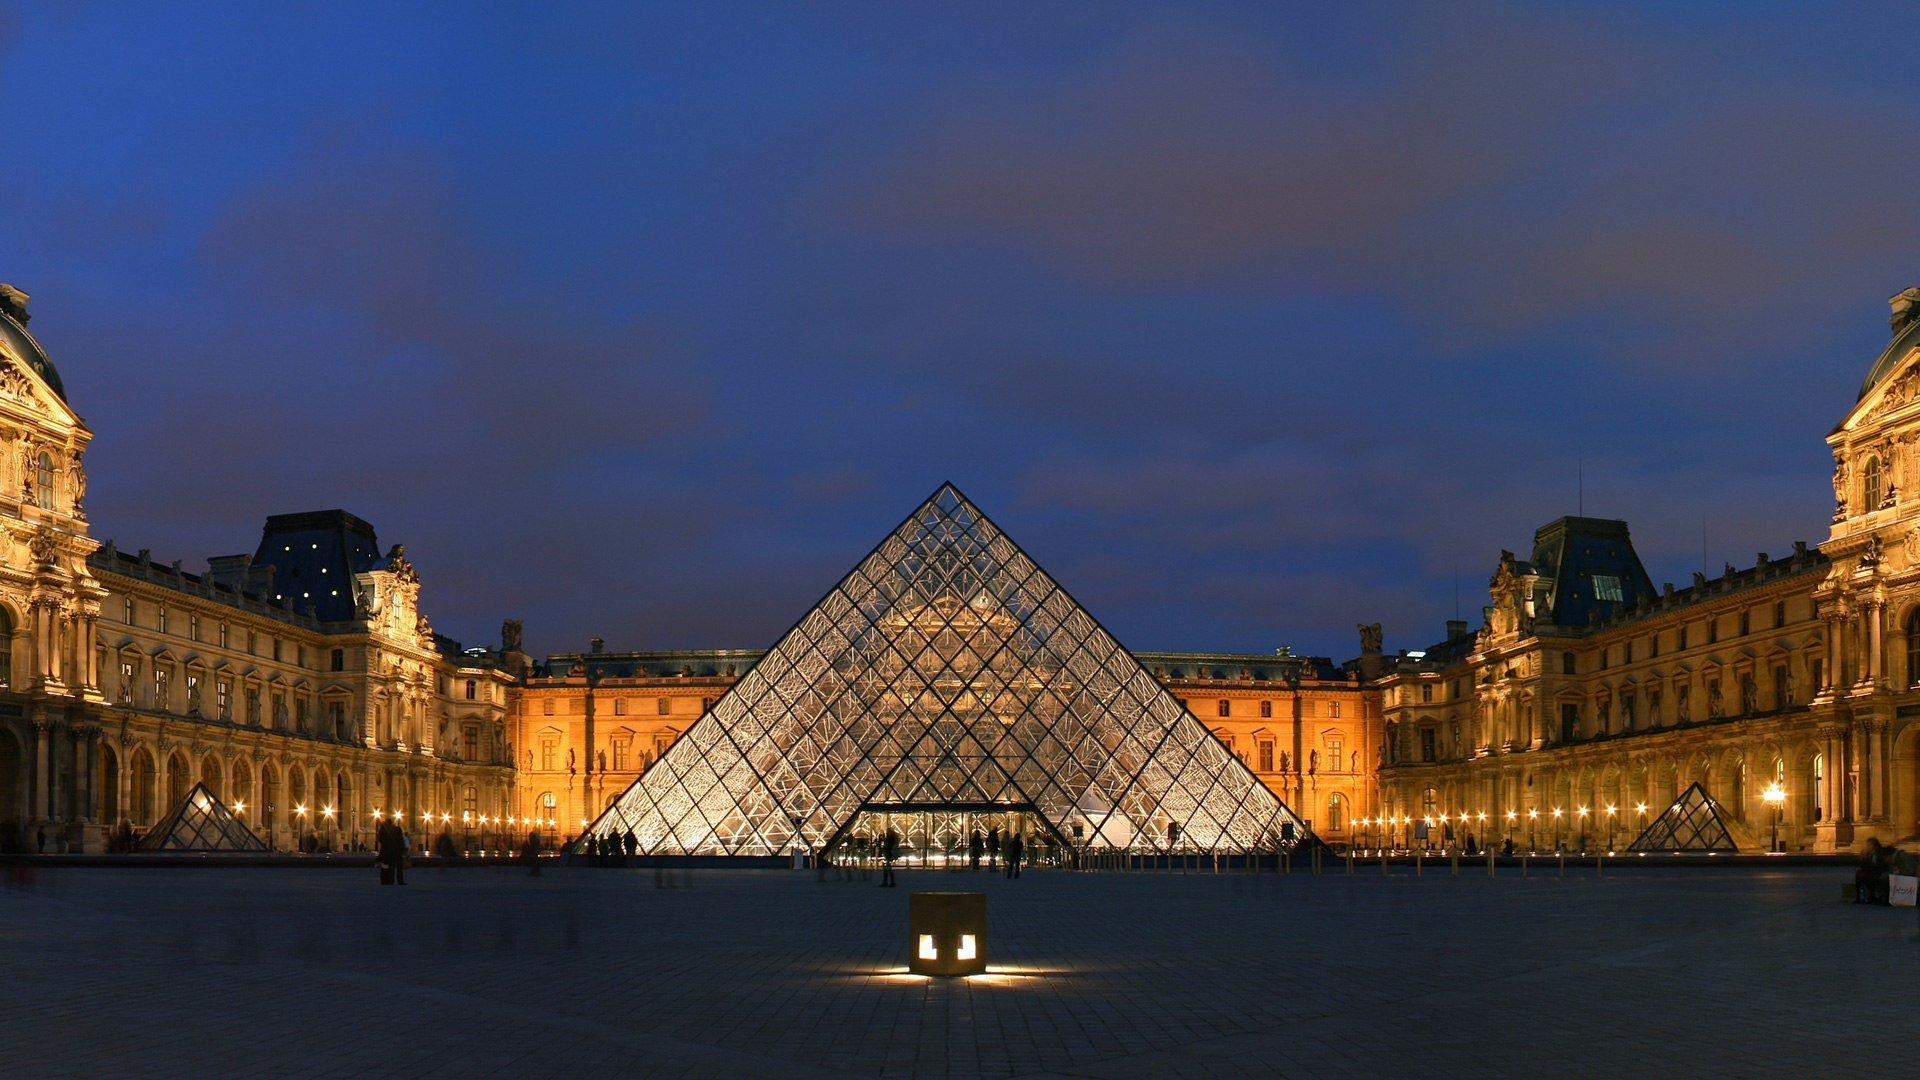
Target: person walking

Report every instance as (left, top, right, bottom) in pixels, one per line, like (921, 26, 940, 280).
(986, 826, 1000, 869)
(1005, 832, 1023, 879)
(969, 829, 983, 870)
(880, 827, 899, 888)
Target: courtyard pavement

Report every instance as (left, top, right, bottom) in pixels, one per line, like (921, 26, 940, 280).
(0, 859, 1912, 1078)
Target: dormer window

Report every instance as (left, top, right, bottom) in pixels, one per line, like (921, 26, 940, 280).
(1865, 455, 1884, 510)
(1591, 574, 1624, 603)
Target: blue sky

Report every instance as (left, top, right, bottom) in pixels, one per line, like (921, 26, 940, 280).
(1, 3, 1914, 659)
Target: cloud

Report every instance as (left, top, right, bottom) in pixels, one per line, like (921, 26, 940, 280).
(828, 9, 1920, 370)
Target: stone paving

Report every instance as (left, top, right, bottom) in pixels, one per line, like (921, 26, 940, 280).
(0, 859, 1913, 1078)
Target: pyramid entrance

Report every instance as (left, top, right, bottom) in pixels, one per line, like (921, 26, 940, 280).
(580, 483, 1311, 857)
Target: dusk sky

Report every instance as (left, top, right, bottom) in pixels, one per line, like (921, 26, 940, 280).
(2, 4, 1915, 661)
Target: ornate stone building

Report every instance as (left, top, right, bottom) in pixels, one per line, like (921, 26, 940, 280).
(1378, 288, 1920, 854)
(0, 286, 514, 852)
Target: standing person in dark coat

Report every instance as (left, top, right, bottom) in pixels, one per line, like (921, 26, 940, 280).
(986, 826, 1000, 869)
(1005, 832, 1023, 879)
(969, 829, 983, 870)
(880, 828, 899, 888)
(376, 820, 408, 885)
(624, 829, 638, 861)
(523, 830, 543, 876)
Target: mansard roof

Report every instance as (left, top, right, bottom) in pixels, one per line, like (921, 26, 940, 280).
(0, 302, 67, 402)
(1526, 516, 1656, 627)
(250, 510, 386, 622)
(1857, 313, 1920, 402)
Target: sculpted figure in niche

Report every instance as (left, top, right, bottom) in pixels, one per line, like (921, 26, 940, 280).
(1707, 680, 1724, 719)
(1740, 676, 1758, 714)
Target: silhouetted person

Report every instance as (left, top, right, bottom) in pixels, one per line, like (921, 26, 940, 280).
(880, 828, 899, 888)
(522, 830, 543, 876)
(35, 827, 45, 854)
(1501, 837, 1515, 858)
(1005, 833, 1023, 879)
(376, 820, 408, 885)
(624, 829, 638, 859)
(1857, 838, 1891, 903)
(434, 832, 456, 859)
(969, 829, 983, 870)
(987, 826, 1001, 869)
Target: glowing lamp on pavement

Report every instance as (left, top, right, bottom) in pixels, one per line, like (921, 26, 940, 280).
(908, 892, 986, 977)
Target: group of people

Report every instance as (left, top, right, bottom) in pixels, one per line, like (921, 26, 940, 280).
(374, 818, 411, 885)
(583, 830, 640, 866)
(965, 827, 1024, 877)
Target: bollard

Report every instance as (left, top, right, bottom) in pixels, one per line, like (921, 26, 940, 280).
(1346, 853, 1354, 875)
(1522, 853, 1529, 877)
(1416, 851, 1423, 876)
(1596, 853, 1604, 878)
(1557, 853, 1566, 878)
(1486, 850, 1495, 878)
(1381, 849, 1389, 875)
(1450, 851, 1459, 877)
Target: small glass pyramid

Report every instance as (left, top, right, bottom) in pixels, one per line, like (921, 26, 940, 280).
(1625, 782, 1738, 853)
(136, 780, 270, 853)
(581, 483, 1311, 857)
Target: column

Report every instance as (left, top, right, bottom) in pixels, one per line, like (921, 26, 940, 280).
(1868, 722, 1888, 820)
(30, 716, 48, 824)
(116, 740, 131, 828)
(1824, 616, 1841, 693)
(1868, 604, 1885, 687)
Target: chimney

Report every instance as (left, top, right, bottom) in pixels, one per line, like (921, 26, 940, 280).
(1892, 287, 1920, 334)
(1446, 619, 1468, 641)
(0, 283, 28, 324)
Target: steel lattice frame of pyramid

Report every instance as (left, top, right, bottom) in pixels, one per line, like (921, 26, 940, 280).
(1625, 782, 1738, 853)
(580, 483, 1312, 857)
(136, 781, 270, 853)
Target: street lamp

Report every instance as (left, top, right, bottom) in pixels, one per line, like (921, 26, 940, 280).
(1762, 781, 1787, 853)
(1526, 808, 1538, 853)
(1576, 806, 1589, 853)
(1605, 805, 1617, 853)
(1550, 807, 1563, 852)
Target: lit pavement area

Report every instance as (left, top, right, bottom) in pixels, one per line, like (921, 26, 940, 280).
(1, 862, 1912, 1078)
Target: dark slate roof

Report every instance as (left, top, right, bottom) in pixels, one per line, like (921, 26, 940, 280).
(88, 544, 322, 629)
(250, 510, 383, 622)
(1132, 650, 1344, 682)
(1858, 316, 1920, 401)
(0, 308, 66, 402)
(1527, 517, 1656, 627)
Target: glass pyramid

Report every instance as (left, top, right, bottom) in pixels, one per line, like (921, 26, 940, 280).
(1625, 782, 1738, 853)
(581, 483, 1311, 857)
(136, 781, 270, 853)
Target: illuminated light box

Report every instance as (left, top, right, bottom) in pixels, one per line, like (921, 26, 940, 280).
(909, 892, 986, 977)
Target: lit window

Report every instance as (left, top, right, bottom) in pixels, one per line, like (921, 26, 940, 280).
(1216, 699, 1230, 717)
(1592, 574, 1624, 602)
(34, 452, 54, 509)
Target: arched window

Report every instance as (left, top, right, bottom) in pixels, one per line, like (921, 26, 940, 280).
(1326, 793, 1346, 831)
(1865, 456, 1884, 510)
(34, 452, 53, 510)
(1906, 609, 1920, 687)
(1811, 754, 1824, 821)
(0, 606, 12, 689)
(1422, 787, 1438, 820)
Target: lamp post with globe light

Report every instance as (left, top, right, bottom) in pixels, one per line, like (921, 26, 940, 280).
(1762, 782, 1787, 853)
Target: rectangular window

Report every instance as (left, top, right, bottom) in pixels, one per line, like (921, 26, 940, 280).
(272, 638, 282, 662)
(188, 613, 199, 642)
(464, 679, 477, 700)
(246, 687, 261, 724)
(1739, 610, 1750, 636)
(185, 673, 201, 714)
(247, 630, 257, 655)
(1559, 702, 1578, 742)
(1625, 640, 1633, 663)
(123, 596, 134, 624)
(153, 668, 170, 711)
(613, 739, 631, 771)
(1774, 666, 1790, 708)
(543, 700, 555, 716)
(217, 679, 232, 719)
(1328, 702, 1341, 718)
(1679, 626, 1689, 649)
(1563, 652, 1576, 675)
(1419, 728, 1436, 762)
(330, 648, 344, 672)
(219, 623, 230, 648)
(614, 698, 627, 716)
(327, 700, 347, 739)
(657, 697, 670, 715)
(1708, 618, 1718, 644)
(1420, 684, 1433, 703)
(1774, 600, 1786, 627)
(1216, 699, 1230, 717)
(1325, 737, 1342, 768)
(655, 737, 672, 758)
(1591, 574, 1624, 602)
(540, 740, 556, 771)
(118, 661, 134, 704)
(1650, 633, 1660, 658)
(463, 726, 479, 761)
(157, 606, 168, 635)
(1259, 700, 1272, 718)
(296, 697, 310, 731)
(1257, 740, 1274, 772)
